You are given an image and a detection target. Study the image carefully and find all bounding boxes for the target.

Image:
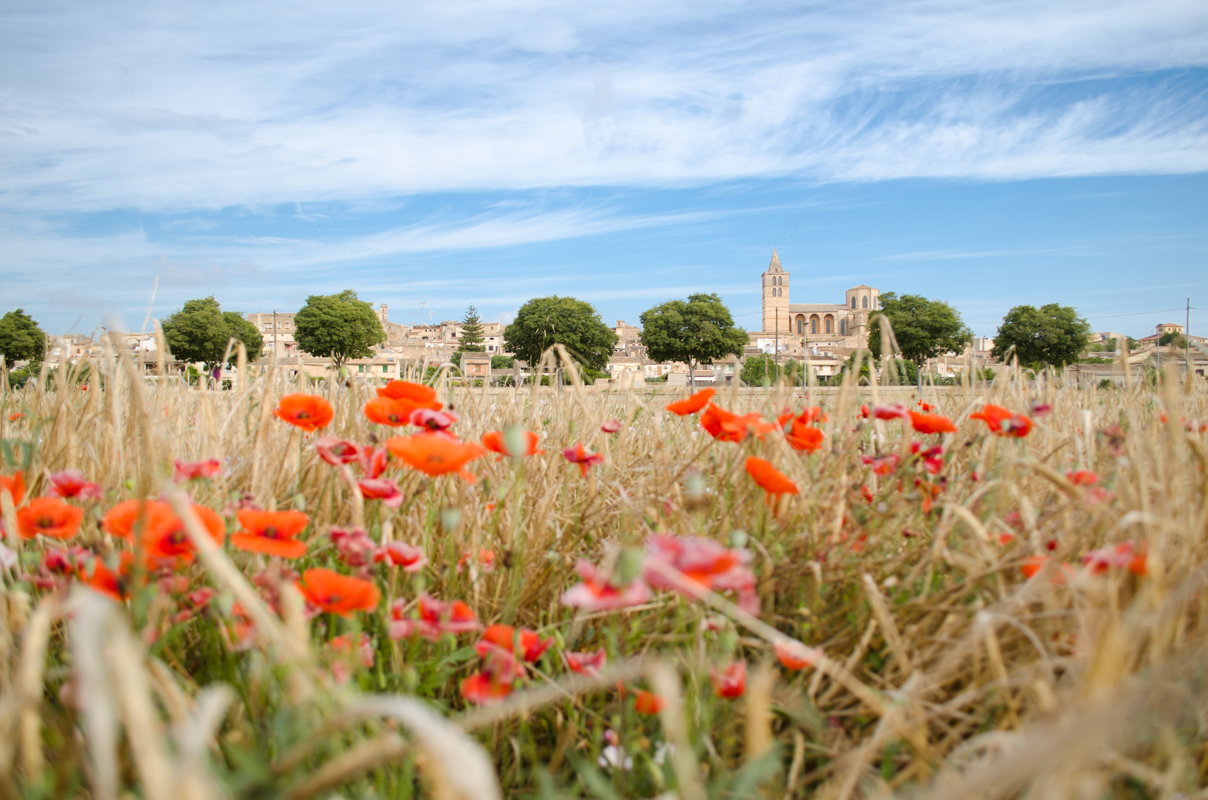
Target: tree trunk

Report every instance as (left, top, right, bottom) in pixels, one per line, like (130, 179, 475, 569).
(689, 359, 696, 392)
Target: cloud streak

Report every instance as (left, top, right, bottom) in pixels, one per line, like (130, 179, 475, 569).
(1, 0, 1206, 215)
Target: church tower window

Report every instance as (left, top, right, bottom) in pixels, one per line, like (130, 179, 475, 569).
(862, 296, 869, 309)
(851, 296, 857, 309)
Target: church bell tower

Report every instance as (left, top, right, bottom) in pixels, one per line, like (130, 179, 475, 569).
(761, 249, 790, 333)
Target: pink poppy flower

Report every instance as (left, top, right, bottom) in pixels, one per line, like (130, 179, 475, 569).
(173, 458, 222, 483)
(566, 648, 607, 678)
(329, 527, 377, 568)
(600, 419, 622, 434)
(389, 593, 482, 641)
(645, 534, 759, 615)
(48, 470, 103, 501)
(359, 446, 389, 479)
(561, 559, 652, 611)
(563, 443, 604, 477)
(314, 437, 361, 466)
(862, 453, 901, 476)
(374, 541, 428, 572)
(358, 477, 404, 509)
(409, 408, 459, 431)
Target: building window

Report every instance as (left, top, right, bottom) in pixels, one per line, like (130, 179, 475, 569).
(825, 317, 833, 334)
(796, 318, 803, 334)
(382, 365, 388, 373)
(851, 296, 857, 309)
(357, 365, 364, 372)
(810, 317, 818, 334)
(840, 319, 847, 335)
(862, 296, 868, 309)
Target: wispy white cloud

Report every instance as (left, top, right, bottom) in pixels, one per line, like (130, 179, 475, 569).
(1, 0, 1206, 215)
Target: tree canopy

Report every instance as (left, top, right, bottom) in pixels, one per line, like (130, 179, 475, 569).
(991, 304, 1090, 367)
(640, 293, 748, 390)
(869, 293, 972, 366)
(0, 309, 45, 368)
(503, 296, 617, 372)
(160, 297, 263, 370)
(294, 290, 385, 368)
(740, 354, 784, 386)
(456, 304, 486, 354)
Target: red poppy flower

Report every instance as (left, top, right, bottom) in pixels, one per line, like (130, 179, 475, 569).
(232, 509, 311, 558)
(634, 690, 665, 715)
(390, 592, 481, 640)
(908, 411, 956, 434)
(358, 477, 404, 509)
(78, 551, 135, 601)
(314, 437, 361, 466)
(386, 432, 486, 481)
(862, 453, 901, 476)
(142, 503, 226, 566)
(701, 405, 775, 443)
(359, 445, 389, 479)
(477, 624, 552, 663)
(481, 430, 543, 458)
(566, 648, 607, 678)
(970, 404, 1032, 437)
(0, 471, 25, 507)
(778, 407, 827, 427)
(48, 470, 103, 501)
(373, 541, 428, 572)
(7, 413, 20, 422)
(1021, 555, 1076, 584)
(561, 559, 653, 611)
(460, 671, 515, 705)
(774, 639, 820, 671)
(745, 457, 799, 498)
(296, 568, 380, 616)
(784, 421, 824, 452)
(710, 661, 746, 698)
(665, 388, 715, 416)
(563, 443, 604, 476)
(1082, 540, 1147, 576)
(645, 534, 759, 615)
(173, 458, 222, 482)
(273, 394, 334, 432)
(871, 403, 909, 421)
(377, 380, 442, 405)
(917, 401, 935, 412)
(1067, 470, 1099, 486)
(458, 547, 496, 573)
(17, 497, 84, 540)
(601, 419, 622, 433)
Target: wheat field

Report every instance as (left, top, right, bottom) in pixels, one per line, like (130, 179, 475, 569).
(1, 343, 1206, 800)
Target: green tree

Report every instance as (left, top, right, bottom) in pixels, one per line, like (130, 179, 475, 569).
(740, 354, 783, 386)
(991, 304, 1091, 367)
(503, 296, 618, 372)
(293, 290, 385, 369)
(639, 293, 748, 390)
(0, 309, 45, 368)
(161, 297, 263, 370)
(869, 293, 972, 368)
(1158, 331, 1187, 348)
(456, 304, 486, 354)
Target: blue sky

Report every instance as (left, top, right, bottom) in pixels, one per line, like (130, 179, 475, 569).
(2, 0, 1206, 339)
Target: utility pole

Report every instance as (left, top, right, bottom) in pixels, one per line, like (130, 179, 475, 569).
(775, 307, 780, 376)
(273, 311, 278, 367)
(1187, 297, 1192, 379)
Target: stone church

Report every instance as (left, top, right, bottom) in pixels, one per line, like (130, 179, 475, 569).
(759, 249, 879, 349)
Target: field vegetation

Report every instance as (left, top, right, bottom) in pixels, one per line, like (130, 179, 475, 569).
(1, 341, 1206, 800)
